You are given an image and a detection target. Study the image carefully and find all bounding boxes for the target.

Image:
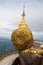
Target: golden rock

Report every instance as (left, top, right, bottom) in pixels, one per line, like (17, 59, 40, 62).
(11, 7, 33, 50)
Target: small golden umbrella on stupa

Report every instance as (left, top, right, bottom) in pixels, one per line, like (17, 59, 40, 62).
(11, 6, 33, 51)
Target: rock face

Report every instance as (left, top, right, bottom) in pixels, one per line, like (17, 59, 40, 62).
(12, 52, 43, 65)
(32, 56, 42, 65)
(41, 59, 43, 65)
(11, 28, 33, 50)
(12, 57, 20, 65)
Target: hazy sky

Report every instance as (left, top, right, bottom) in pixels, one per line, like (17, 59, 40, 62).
(0, 0, 43, 39)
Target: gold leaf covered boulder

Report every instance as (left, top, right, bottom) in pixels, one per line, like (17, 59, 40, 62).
(11, 7, 33, 50)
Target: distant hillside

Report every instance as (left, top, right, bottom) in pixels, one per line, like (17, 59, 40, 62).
(0, 38, 17, 57)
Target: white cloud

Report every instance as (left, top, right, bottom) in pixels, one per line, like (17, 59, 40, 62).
(32, 32, 43, 40)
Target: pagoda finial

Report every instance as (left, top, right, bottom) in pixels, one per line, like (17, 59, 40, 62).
(22, 5, 25, 18)
(19, 5, 28, 28)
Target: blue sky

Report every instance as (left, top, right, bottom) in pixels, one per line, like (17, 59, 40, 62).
(0, 0, 43, 39)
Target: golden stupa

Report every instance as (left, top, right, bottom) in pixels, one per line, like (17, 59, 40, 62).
(11, 6, 33, 50)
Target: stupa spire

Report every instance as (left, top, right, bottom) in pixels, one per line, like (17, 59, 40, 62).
(19, 5, 28, 28)
(22, 5, 25, 18)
